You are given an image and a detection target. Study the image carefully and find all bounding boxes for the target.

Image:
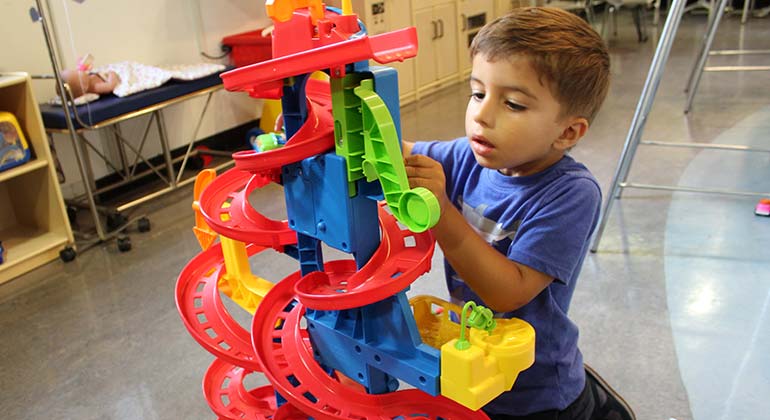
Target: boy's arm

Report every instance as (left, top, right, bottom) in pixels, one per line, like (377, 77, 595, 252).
(405, 154, 552, 313)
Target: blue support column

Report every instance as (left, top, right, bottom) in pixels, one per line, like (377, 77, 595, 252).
(305, 290, 441, 396)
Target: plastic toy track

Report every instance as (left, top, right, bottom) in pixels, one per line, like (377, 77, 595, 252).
(294, 205, 435, 310)
(251, 274, 491, 420)
(221, 28, 418, 95)
(176, 241, 268, 372)
(203, 358, 277, 420)
(232, 79, 335, 175)
(198, 168, 296, 249)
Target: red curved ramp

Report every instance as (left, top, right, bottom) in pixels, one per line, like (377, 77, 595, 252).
(203, 358, 277, 420)
(176, 242, 267, 371)
(198, 168, 296, 248)
(221, 29, 417, 95)
(232, 79, 335, 175)
(294, 206, 435, 310)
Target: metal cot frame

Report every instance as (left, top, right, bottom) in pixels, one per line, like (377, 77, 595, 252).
(33, 0, 233, 250)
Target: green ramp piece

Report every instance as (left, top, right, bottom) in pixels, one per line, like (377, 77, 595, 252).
(353, 79, 440, 233)
(331, 73, 368, 195)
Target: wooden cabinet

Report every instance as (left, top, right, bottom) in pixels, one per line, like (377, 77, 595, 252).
(414, 1, 458, 98)
(457, 0, 495, 76)
(0, 73, 74, 285)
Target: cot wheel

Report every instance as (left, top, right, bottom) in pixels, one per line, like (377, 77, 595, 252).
(107, 212, 127, 231)
(59, 246, 77, 262)
(137, 217, 151, 233)
(117, 235, 132, 252)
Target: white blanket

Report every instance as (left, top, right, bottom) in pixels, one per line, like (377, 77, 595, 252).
(95, 62, 225, 97)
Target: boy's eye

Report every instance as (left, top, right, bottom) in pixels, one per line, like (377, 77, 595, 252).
(469, 92, 485, 101)
(505, 101, 526, 111)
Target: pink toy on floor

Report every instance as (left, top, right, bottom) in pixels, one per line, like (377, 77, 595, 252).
(755, 198, 770, 216)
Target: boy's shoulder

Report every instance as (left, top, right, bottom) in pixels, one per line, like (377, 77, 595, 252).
(536, 156, 601, 201)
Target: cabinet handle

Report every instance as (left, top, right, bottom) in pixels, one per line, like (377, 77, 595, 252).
(431, 20, 438, 40)
(461, 14, 467, 31)
(438, 19, 445, 38)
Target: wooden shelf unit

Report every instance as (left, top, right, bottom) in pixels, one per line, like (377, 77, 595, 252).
(0, 73, 74, 285)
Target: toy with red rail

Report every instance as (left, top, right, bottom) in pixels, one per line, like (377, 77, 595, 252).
(176, 1, 536, 418)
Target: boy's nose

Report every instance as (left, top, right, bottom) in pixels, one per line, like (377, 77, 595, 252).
(473, 100, 495, 128)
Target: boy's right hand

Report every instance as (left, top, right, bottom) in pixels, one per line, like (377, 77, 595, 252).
(404, 154, 449, 215)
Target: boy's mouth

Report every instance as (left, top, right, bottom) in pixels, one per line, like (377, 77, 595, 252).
(470, 135, 495, 155)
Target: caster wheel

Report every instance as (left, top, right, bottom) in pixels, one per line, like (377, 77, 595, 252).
(66, 206, 78, 225)
(192, 145, 214, 169)
(117, 235, 132, 252)
(107, 212, 127, 231)
(187, 154, 206, 170)
(59, 246, 77, 262)
(137, 217, 151, 233)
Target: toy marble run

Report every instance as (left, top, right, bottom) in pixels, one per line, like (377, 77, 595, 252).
(175, 1, 535, 418)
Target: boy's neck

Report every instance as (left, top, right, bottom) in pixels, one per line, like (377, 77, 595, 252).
(497, 151, 566, 177)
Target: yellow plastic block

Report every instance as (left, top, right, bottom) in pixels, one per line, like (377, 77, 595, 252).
(415, 295, 535, 410)
(410, 295, 464, 348)
(218, 237, 273, 314)
(259, 99, 283, 135)
(441, 339, 506, 411)
(470, 318, 536, 391)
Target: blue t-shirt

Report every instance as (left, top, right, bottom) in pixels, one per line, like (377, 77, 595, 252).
(412, 138, 602, 415)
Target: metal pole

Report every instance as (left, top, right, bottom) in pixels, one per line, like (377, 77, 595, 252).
(590, 0, 688, 252)
(175, 92, 214, 184)
(155, 111, 177, 188)
(33, 0, 107, 240)
(683, 0, 729, 113)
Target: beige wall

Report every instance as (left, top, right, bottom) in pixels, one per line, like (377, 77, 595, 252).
(0, 0, 271, 198)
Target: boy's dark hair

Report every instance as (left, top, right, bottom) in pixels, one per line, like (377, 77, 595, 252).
(470, 7, 610, 123)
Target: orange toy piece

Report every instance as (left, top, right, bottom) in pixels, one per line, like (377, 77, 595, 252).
(192, 169, 218, 250)
(266, 0, 325, 23)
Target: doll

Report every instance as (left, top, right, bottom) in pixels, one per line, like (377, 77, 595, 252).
(59, 54, 120, 99)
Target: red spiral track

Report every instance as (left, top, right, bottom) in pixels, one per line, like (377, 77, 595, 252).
(176, 242, 267, 371)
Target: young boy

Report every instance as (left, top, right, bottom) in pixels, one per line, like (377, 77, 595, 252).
(403, 7, 634, 420)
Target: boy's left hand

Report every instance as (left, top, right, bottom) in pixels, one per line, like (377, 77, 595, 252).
(404, 154, 449, 214)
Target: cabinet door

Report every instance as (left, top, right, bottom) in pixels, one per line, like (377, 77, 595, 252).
(433, 3, 458, 81)
(458, 0, 495, 73)
(414, 8, 438, 88)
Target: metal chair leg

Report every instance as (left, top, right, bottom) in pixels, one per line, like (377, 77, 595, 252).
(683, 0, 729, 113)
(591, 0, 688, 252)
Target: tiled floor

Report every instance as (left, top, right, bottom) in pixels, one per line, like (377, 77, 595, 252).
(1, 10, 768, 420)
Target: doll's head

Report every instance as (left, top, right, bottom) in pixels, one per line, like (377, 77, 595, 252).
(59, 69, 91, 99)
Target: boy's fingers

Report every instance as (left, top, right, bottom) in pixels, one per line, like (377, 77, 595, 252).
(404, 164, 440, 179)
(404, 154, 437, 167)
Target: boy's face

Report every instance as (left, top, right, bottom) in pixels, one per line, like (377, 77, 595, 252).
(465, 54, 586, 176)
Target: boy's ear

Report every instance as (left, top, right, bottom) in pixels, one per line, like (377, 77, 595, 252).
(554, 117, 589, 150)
